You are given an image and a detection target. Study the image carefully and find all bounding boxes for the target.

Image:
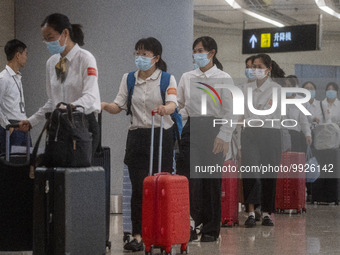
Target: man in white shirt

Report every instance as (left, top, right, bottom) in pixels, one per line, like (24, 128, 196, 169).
(0, 39, 29, 154)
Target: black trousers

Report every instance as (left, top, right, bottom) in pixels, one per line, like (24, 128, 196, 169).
(124, 126, 174, 236)
(289, 130, 307, 153)
(86, 112, 100, 156)
(176, 117, 224, 238)
(241, 128, 281, 214)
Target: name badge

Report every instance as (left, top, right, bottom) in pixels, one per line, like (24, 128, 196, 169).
(19, 102, 25, 113)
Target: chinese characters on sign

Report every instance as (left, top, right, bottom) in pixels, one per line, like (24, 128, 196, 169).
(242, 24, 317, 54)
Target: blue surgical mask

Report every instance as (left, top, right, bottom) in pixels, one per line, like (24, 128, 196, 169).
(193, 53, 210, 68)
(135, 56, 155, 71)
(45, 36, 67, 55)
(326, 90, 337, 99)
(245, 68, 255, 80)
(193, 63, 199, 70)
(309, 90, 316, 99)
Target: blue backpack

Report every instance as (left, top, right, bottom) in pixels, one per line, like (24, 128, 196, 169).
(126, 71, 183, 140)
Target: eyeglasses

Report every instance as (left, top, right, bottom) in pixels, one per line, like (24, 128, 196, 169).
(134, 51, 154, 57)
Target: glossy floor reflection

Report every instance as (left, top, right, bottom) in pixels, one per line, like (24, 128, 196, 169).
(109, 203, 340, 255)
(1, 204, 340, 255)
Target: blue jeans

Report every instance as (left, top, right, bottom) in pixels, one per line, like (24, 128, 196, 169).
(0, 126, 31, 154)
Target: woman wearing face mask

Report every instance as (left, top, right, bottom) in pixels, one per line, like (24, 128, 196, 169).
(245, 55, 256, 83)
(321, 82, 340, 124)
(101, 37, 176, 251)
(283, 77, 312, 152)
(19, 13, 101, 154)
(242, 54, 283, 228)
(302, 81, 322, 125)
(176, 36, 236, 242)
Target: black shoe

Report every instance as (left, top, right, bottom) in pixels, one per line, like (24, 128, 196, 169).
(255, 210, 261, 222)
(190, 228, 198, 242)
(123, 239, 144, 252)
(245, 215, 256, 228)
(200, 234, 217, 242)
(262, 216, 274, 226)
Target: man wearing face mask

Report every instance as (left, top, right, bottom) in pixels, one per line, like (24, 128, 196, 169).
(0, 39, 30, 154)
(19, 13, 101, 154)
(321, 82, 340, 125)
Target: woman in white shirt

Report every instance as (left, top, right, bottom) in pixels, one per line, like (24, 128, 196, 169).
(283, 77, 312, 152)
(321, 82, 340, 124)
(242, 54, 284, 228)
(176, 36, 235, 242)
(101, 37, 177, 252)
(19, 13, 101, 154)
(302, 81, 323, 125)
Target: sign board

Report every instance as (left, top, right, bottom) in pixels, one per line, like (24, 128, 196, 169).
(242, 24, 318, 54)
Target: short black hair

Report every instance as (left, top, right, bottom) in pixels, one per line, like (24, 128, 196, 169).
(4, 39, 27, 61)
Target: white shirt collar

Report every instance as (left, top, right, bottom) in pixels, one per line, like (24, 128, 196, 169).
(194, 65, 220, 78)
(135, 68, 162, 84)
(5, 65, 21, 77)
(63, 43, 80, 62)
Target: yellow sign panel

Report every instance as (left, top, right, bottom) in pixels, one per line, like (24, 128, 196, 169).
(261, 33, 271, 48)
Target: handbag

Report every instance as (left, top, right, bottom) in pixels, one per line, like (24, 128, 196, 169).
(30, 103, 92, 175)
(305, 145, 320, 183)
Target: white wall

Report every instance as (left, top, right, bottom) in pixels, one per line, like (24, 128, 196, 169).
(194, 26, 340, 79)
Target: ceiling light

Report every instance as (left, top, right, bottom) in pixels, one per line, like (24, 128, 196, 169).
(242, 9, 285, 27)
(224, 0, 285, 27)
(315, 0, 340, 19)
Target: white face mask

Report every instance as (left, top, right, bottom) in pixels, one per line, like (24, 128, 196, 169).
(254, 68, 268, 80)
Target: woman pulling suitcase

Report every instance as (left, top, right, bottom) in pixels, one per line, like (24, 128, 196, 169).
(101, 37, 177, 252)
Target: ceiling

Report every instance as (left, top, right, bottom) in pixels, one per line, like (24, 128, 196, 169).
(194, 0, 340, 37)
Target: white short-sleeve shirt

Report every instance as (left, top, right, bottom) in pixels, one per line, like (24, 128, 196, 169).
(114, 68, 177, 130)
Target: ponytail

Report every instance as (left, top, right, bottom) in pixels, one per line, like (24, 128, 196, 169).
(271, 60, 285, 79)
(71, 24, 84, 46)
(156, 58, 167, 72)
(213, 56, 223, 71)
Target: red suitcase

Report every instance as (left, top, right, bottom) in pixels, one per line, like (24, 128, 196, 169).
(142, 111, 190, 255)
(221, 159, 239, 227)
(275, 152, 306, 213)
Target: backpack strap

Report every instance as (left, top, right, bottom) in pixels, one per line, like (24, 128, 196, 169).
(159, 71, 171, 105)
(126, 71, 136, 116)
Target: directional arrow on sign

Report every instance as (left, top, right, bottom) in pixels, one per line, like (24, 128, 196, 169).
(249, 34, 257, 48)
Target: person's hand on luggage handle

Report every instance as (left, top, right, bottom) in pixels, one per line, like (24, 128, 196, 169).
(153, 102, 176, 116)
(18, 120, 31, 132)
(306, 136, 312, 146)
(213, 137, 229, 157)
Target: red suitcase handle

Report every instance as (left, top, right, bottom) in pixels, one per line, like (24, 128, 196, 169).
(149, 110, 164, 176)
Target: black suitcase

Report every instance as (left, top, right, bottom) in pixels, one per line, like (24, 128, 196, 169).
(0, 124, 33, 251)
(312, 148, 340, 204)
(91, 112, 111, 249)
(33, 166, 106, 255)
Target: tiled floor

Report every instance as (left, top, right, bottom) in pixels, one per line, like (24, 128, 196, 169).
(109, 203, 340, 255)
(2, 203, 340, 255)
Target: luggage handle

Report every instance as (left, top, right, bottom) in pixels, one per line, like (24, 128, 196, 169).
(5, 122, 31, 163)
(149, 110, 164, 176)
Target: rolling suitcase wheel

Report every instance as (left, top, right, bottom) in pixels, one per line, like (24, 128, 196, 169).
(180, 243, 189, 254)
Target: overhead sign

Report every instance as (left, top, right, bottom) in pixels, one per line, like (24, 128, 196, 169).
(242, 24, 318, 54)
